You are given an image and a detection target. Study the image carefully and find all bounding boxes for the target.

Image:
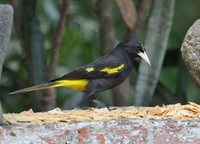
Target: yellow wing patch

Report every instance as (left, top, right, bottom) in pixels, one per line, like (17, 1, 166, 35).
(100, 64, 125, 74)
(57, 79, 88, 92)
(86, 67, 95, 72)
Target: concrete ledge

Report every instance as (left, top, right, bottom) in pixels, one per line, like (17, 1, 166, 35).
(2, 103, 200, 143)
(1, 118, 200, 144)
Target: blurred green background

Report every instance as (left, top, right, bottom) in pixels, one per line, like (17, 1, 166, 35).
(0, 0, 199, 113)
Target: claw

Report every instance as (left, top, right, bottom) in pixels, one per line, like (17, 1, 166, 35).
(91, 99, 110, 111)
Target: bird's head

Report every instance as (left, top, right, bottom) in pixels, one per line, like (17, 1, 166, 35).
(124, 38, 151, 65)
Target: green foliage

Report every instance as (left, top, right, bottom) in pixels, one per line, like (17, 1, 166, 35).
(169, 0, 200, 47)
(0, 0, 9, 3)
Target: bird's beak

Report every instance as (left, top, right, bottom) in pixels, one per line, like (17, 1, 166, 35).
(137, 51, 151, 66)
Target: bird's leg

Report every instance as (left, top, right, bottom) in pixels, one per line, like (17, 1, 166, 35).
(89, 93, 110, 111)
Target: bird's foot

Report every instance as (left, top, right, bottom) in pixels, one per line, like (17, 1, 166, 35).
(91, 99, 111, 111)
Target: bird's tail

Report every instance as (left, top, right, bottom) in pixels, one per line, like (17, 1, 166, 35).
(9, 79, 88, 95)
(9, 81, 63, 95)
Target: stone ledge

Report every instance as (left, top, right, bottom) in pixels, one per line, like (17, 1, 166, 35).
(1, 118, 200, 144)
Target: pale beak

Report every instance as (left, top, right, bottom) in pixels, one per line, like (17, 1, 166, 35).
(137, 51, 151, 66)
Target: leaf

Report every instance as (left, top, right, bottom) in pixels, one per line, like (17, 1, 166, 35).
(115, 0, 137, 31)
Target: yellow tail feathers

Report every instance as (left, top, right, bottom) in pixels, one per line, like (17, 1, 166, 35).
(9, 79, 88, 95)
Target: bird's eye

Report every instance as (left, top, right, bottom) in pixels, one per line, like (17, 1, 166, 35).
(136, 44, 140, 48)
(137, 44, 145, 52)
(137, 45, 142, 51)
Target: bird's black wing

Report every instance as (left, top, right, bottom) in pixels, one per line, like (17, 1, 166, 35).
(51, 56, 126, 81)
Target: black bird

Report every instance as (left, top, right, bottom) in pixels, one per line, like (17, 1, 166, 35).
(10, 38, 151, 109)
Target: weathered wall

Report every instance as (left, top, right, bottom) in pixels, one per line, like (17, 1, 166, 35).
(1, 119, 200, 144)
